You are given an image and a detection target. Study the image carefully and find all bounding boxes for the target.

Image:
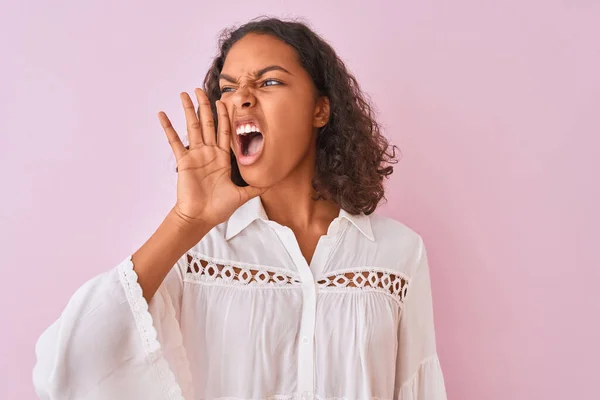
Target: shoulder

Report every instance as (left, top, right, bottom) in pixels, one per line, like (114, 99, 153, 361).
(367, 213, 425, 274)
(369, 213, 423, 249)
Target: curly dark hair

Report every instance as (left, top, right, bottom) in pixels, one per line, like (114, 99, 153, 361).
(202, 16, 398, 215)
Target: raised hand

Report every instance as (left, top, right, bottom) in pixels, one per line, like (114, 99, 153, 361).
(159, 88, 267, 229)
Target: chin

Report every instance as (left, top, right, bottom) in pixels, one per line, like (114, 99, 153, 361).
(237, 164, 281, 189)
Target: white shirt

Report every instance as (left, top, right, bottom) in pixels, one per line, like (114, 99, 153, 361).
(33, 197, 447, 400)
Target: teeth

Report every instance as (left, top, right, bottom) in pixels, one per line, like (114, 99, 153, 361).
(236, 123, 260, 136)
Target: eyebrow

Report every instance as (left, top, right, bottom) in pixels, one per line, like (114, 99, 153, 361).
(218, 65, 292, 83)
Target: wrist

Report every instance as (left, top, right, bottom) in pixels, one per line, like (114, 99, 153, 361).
(166, 207, 212, 240)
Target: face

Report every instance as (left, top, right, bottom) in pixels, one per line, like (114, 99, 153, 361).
(219, 33, 329, 188)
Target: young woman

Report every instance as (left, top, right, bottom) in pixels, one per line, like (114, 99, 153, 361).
(33, 17, 447, 400)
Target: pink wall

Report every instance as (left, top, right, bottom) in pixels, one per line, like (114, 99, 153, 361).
(1, 1, 598, 398)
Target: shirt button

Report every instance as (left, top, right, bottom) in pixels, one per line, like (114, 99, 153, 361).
(301, 336, 310, 344)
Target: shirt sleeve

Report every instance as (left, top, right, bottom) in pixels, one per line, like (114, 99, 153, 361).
(32, 255, 193, 400)
(394, 239, 447, 400)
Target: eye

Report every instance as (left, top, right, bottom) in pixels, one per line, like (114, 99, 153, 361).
(220, 87, 235, 94)
(262, 79, 282, 87)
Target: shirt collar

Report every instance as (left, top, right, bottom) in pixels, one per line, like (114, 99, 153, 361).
(225, 196, 268, 241)
(338, 208, 375, 241)
(225, 196, 375, 241)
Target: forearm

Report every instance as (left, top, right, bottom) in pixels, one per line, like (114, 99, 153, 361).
(132, 208, 212, 301)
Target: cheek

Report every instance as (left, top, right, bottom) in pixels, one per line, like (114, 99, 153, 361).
(266, 94, 315, 138)
(270, 113, 314, 153)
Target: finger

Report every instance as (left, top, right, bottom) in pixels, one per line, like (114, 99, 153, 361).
(158, 111, 186, 159)
(215, 100, 232, 152)
(180, 92, 204, 149)
(195, 88, 217, 146)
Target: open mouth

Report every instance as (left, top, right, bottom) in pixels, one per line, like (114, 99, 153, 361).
(239, 131, 263, 157)
(235, 121, 265, 165)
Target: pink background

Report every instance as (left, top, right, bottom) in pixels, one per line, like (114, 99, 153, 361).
(1, 1, 599, 398)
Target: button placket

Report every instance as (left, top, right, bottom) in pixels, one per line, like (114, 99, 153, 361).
(270, 221, 342, 396)
(272, 226, 317, 395)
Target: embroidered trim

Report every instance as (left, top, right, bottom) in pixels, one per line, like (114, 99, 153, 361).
(316, 269, 410, 303)
(117, 256, 184, 400)
(184, 254, 301, 287)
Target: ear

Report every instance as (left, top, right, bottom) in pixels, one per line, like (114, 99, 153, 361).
(313, 96, 330, 128)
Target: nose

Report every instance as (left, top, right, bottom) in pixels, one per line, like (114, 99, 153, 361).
(232, 85, 255, 109)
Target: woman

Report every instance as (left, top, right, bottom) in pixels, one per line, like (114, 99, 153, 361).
(33, 17, 447, 400)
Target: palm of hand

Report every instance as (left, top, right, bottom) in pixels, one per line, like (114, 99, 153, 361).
(159, 89, 266, 228)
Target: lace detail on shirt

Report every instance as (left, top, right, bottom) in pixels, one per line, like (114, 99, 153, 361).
(117, 256, 185, 400)
(317, 269, 409, 303)
(185, 254, 301, 287)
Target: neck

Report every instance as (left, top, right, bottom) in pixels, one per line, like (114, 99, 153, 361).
(260, 150, 340, 234)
